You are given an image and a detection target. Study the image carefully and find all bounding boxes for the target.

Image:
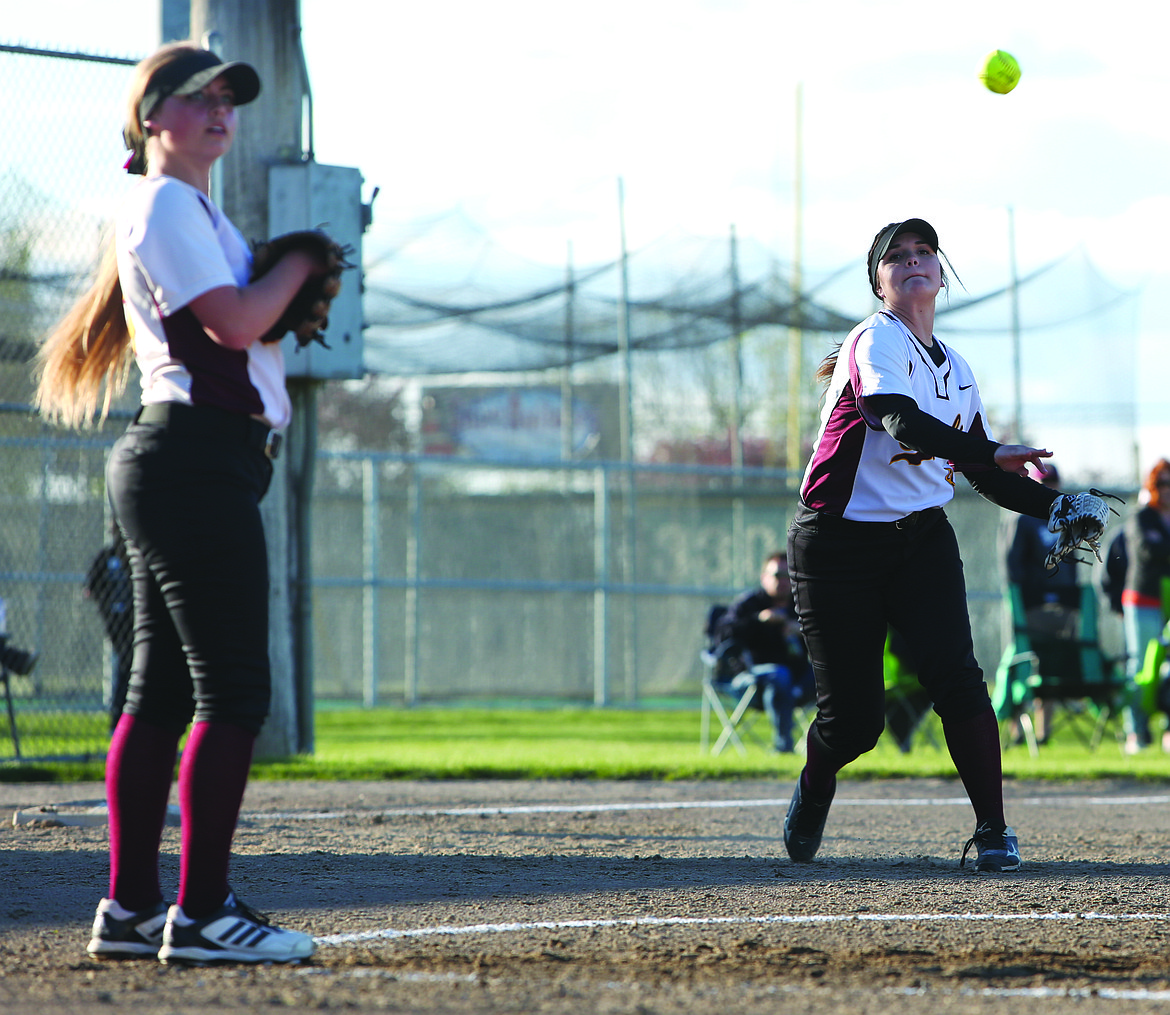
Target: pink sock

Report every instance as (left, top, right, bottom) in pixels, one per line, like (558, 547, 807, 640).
(176, 721, 256, 918)
(106, 713, 181, 910)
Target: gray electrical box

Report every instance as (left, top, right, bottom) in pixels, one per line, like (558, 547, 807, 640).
(267, 162, 364, 379)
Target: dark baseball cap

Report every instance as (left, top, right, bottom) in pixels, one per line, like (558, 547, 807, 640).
(137, 48, 261, 127)
(867, 218, 940, 297)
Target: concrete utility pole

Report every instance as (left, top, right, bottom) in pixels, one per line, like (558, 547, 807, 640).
(189, 0, 311, 758)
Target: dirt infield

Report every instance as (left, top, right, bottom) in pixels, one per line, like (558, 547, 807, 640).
(3, 777, 1170, 1014)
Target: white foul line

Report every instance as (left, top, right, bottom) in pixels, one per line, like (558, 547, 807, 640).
(894, 985, 1170, 1001)
(22, 793, 1169, 828)
(286, 970, 1170, 1001)
(314, 911, 1170, 947)
(28, 792, 1165, 827)
(248, 794, 1170, 822)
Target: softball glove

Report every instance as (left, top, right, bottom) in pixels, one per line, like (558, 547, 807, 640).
(1045, 490, 1118, 570)
(251, 229, 354, 349)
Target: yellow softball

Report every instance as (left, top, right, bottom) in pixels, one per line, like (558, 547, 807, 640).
(980, 50, 1021, 94)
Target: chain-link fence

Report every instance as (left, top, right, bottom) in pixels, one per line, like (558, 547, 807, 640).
(0, 42, 1137, 764)
(0, 421, 125, 761)
(11, 420, 1123, 762)
(311, 452, 805, 707)
(1, 44, 139, 761)
(1, 45, 140, 401)
(309, 450, 1130, 710)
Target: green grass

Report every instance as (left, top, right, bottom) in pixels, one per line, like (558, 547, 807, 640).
(5, 704, 1169, 783)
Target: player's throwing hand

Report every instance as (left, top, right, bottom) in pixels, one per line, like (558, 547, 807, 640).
(993, 445, 1053, 477)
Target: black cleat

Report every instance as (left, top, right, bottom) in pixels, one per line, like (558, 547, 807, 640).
(960, 822, 1022, 872)
(783, 773, 836, 862)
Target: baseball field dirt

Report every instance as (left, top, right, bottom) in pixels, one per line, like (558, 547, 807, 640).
(3, 777, 1170, 1014)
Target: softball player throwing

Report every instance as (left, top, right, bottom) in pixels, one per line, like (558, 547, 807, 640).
(785, 219, 1109, 872)
(37, 43, 324, 963)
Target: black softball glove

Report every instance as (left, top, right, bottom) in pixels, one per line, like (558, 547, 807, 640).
(251, 229, 354, 349)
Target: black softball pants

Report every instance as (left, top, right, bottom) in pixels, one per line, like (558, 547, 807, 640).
(105, 404, 275, 736)
(787, 506, 992, 769)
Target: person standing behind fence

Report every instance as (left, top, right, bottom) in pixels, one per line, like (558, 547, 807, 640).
(83, 523, 134, 733)
(1002, 464, 1078, 745)
(34, 43, 322, 965)
(784, 218, 1108, 873)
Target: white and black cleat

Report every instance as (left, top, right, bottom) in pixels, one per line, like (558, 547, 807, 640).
(87, 898, 169, 959)
(158, 891, 314, 965)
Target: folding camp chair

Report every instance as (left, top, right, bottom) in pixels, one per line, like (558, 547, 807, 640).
(699, 606, 758, 755)
(992, 583, 1125, 756)
(0, 599, 37, 761)
(698, 604, 813, 756)
(1, 661, 20, 760)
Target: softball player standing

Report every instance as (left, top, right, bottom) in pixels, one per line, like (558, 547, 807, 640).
(36, 43, 324, 963)
(785, 219, 1066, 872)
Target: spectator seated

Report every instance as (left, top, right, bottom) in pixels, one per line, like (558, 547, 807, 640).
(699, 604, 814, 755)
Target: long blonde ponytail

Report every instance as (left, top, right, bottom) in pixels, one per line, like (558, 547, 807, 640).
(34, 240, 134, 429)
(32, 44, 196, 429)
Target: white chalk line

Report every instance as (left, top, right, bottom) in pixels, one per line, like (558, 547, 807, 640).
(248, 794, 1170, 822)
(894, 985, 1170, 1001)
(313, 911, 1170, 947)
(294, 967, 477, 983)
(22, 793, 1166, 827)
(286, 968, 1170, 1001)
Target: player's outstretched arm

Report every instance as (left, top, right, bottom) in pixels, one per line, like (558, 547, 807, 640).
(993, 444, 1052, 477)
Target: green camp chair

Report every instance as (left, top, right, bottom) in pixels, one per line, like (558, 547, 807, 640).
(992, 583, 1125, 755)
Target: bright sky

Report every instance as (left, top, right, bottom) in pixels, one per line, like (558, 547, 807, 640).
(6, 0, 1169, 477)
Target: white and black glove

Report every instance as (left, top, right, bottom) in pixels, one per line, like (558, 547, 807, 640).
(1044, 491, 1117, 570)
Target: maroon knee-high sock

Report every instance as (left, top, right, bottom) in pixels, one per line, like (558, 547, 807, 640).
(177, 721, 256, 918)
(943, 705, 1006, 828)
(801, 728, 841, 799)
(106, 713, 181, 910)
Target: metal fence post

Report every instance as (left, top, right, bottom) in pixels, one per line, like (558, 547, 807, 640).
(404, 464, 421, 707)
(361, 456, 379, 707)
(593, 465, 609, 706)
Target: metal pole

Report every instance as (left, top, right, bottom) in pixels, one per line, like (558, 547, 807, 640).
(405, 465, 422, 706)
(786, 83, 804, 481)
(562, 241, 575, 462)
(729, 224, 745, 471)
(289, 381, 317, 750)
(616, 178, 634, 464)
(362, 457, 379, 708)
(729, 224, 746, 585)
(593, 466, 609, 706)
(1008, 206, 1023, 441)
(616, 178, 638, 701)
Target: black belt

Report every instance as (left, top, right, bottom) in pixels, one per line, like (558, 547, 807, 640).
(134, 402, 282, 460)
(891, 507, 942, 530)
(796, 503, 943, 531)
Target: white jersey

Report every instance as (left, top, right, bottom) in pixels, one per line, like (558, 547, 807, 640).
(116, 175, 291, 430)
(800, 311, 993, 522)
